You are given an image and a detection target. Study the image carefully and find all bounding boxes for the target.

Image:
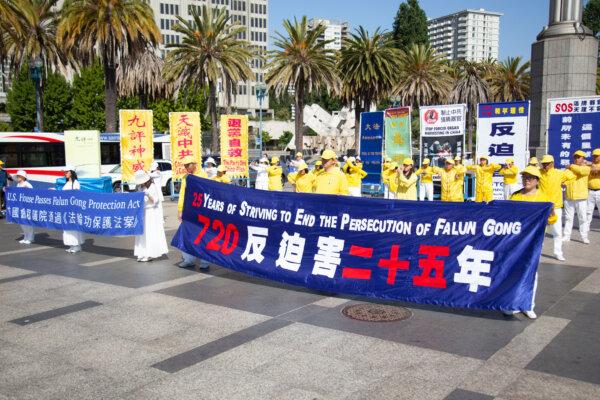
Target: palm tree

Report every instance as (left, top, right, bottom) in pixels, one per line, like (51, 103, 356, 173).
(449, 60, 492, 154)
(394, 44, 453, 108)
(163, 5, 254, 152)
(489, 56, 530, 102)
(58, 0, 160, 132)
(338, 27, 401, 148)
(266, 16, 338, 152)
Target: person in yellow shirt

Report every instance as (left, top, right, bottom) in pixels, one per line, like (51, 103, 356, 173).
(212, 165, 232, 184)
(467, 155, 501, 202)
(311, 160, 324, 177)
(508, 166, 557, 320)
(288, 161, 315, 193)
(343, 157, 367, 197)
(528, 156, 540, 169)
(432, 158, 464, 202)
(564, 150, 591, 244)
(395, 158, 418, 200)
(382, 157, 393, 199)
(267, 156, 283, 191)
(177, 155, 208, 269)
(586, 148, 600, 230)
(499, 157, 519, 199)
(382, 162, 399, 199)
(416, 158, 434, 201)
(453, 155, 466, 201)
(314, 149, 349, 195)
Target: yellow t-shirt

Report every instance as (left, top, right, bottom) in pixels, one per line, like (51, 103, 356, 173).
(499, 165, 519, 185)
(539, 168, 573, 209)
(510, 189, 556, 225)
(416, 166, 434, 184)
(432, 166, 463, 202)
(565, 164, 591, 201)
(267, 166, 283, 191)
(212, 175, 231, 184)
(343, 163, 368, 188)
(314, 169, 349, 195)
(288, 171, 315, 193)
(589, 163, 600, 190)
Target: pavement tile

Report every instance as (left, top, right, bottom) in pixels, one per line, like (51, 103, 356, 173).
(497, 370, 600, 400)
(444, 389, 494, 400)
(343, 374, 454, 400)
(0, 264, 37, 279)
(457, 362, 523, 396)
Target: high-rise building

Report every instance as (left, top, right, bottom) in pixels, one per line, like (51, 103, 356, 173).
(427, 9, 502, 62)
(308, 18, 348, 50)
(149, 0, 269, 114)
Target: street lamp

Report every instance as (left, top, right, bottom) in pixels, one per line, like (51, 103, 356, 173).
(29, 57, 43, 132)
(255, 83, 267, 157)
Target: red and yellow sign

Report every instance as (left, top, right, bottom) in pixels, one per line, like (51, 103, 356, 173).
(169, 112, 202, 179)
(119, 110, 154, 183)
(220, 115, 248, 178)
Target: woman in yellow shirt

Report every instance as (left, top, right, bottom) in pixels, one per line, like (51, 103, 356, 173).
(383, 162, 399, 199)
(343, 157, 368, 197)
(499, 157, 519, 199)
(467, 155, 501, 202)
(396, 158, 418, 200)
(288, 161, 315, 193)
(432, 158, 464, 202)
(212, 165, 231, 184)
(416, 158, 434, 201)
(267, 156, 283, 191)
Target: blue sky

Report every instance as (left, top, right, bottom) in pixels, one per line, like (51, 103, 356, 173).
(269, 0, 553, 60)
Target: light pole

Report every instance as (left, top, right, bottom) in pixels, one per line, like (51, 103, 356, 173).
(255, 83, 267, 157)
(29, 57, 43, 132)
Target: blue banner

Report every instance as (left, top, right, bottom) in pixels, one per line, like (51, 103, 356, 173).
(548, 97, 600, 167)
(5, 187, 144, 236)
(172, 177, 552, 312)
(359, 111, 384, 186)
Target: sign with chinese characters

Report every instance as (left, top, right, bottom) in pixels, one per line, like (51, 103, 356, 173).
(220, 115, 249, 178)
(359, 111, 384, 186)
(5, 187, 144, 236)
(477, 101, 530, 199)
(172, 177, 551, 311)
(547, 96, 600, 167)
(384, 107, 412, 165)
(419, 104, 466, 168)
(169, 112, 202, 180)
(64, 130, 101, 178)
(119, 110, 154, 183)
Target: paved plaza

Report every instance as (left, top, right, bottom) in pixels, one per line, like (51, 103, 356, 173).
(1, 201, 599, 400)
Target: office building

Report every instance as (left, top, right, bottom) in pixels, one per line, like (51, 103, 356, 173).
(308, 18, 348, 50)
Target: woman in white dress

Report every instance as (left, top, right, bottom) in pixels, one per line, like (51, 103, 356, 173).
(15, 170, 34, 244)
(62, 166, 84, 253)
(250, 157, 269, 190)
(133, 170, 168, 262)
(204, 157, 217, 179)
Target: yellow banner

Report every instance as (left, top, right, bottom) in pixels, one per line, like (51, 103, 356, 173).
(169, 112, 202, 180)
(119, 110, 154, 183)
(220, 115, 249, 178)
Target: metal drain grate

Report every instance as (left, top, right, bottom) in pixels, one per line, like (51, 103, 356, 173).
(342, 303, 412, 322)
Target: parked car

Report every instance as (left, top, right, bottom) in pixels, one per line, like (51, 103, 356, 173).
(103, 159, 173, 195)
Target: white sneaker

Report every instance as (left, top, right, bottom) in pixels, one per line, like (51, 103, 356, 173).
(563, 237, 571, 242)
(555, 254, 566, 261)
(19, 239, 26, 244)
(524, 310, 537, 319)
(22, 240, 31, 245)
(582, 238, 590, 244)
(66, 247, 73, 253)
(71, 246, 81, 253)
(503, 311, 518, 316)
(140, 257, 149, 262)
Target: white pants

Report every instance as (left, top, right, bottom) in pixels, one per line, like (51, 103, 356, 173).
(181, 251, 197, 264)
(551, 208, 564, 258)
(21, 225, 34, 242)
(530, 272, 538, 312)
(587, 190, 600, 227)
(384, 184, 389, 199)
(504, 183, 518, 200)
(349, 186, 361, 197)
(419, 183, 433, 201)
(564, 199, 589, 241)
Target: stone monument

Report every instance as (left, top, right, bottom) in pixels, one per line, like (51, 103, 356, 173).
(529, 0, 598, 156)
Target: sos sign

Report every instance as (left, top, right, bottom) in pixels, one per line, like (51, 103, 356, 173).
(551, 101, 574, 114)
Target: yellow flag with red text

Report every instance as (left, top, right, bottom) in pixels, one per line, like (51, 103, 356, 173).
(220, 115, 248, 178)
(119, 110, 154, 183)
(169, 112, 202, 179)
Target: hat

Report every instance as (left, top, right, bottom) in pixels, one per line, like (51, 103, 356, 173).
(445, 158, 455, 165)
(134, 170, 150, 185)
(205, 157, 216, 165)
(422, 158, 430, 165)
(347, 156, 356, 163)
(296, 152, 302, 157)
(454, 155, 461, 161)
(63, 164, 76, 172)
(15, 170, 27, 179)
(573, 150, 585, 157)
(217, 165, 226, 173)
(271, 156, 279, 164)
(479, 155, 489, 161)
(521, 166, 541, 179)
(297, 161, 308, 170)
(593, 149, 600, 156)
(505, 158, 514, 164)
(529, 156, 539, 165)
(259, 156, 268, 163)
(181, 156, 197, 165)
(0, 160, 4, 166)
(315, 160, 323, 166)
(402, 158, 414, 166)
(541, 154, 554, 164)
(385, 157, 392, 163)
(321, 149, 337, 160)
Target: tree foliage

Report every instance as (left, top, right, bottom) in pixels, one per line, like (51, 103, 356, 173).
(43, 71, 72, 132)
(583, 0, 600, 37)
(68, 62, 105, 131)
(392, 0, 428, 50)
(6, 66, 36, 131)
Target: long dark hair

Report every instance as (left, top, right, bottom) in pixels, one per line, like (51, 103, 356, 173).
(67, 170, 78, 182)
(403, 165, 414, 177)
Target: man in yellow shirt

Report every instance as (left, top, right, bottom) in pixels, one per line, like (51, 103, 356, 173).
(416, 158, 434, 201)
(564, 150, 591, 244)
(343, 157, 367, 197)
(432, 158, 463, 202)
(314, 149, 349, 195)
(453, 155, 466, 201)
(177, 156, 208, 269)
(587, 149, 600, 231)
(382, 157, 393, 199)
(288, 161, 315, 193)
(311, 160, 324, 177)
(467, 155, 501, 202)
(382, 162, 399, 199)
(396, 159, 417, 200)
(267, 156, 283, 191)
(212, 165, 232, 184)
(499, 157, 519, 199)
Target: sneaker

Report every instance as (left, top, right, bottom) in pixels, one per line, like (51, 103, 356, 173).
(19, 239, 26, 244)
(66, 247, 74, 253)
(503, 311, 518, 316)
(71, 245, 81, 253)
(22, 240, 31, 245)
(582, 238, 590, 244)
(523, 310, 537, 319)
(178, 262, 195, 269)
(140, 257, 150, 262)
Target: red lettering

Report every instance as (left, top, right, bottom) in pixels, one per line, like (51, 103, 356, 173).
(413, 245, 449, 288)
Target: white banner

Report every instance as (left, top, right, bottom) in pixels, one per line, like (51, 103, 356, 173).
(419, 104, 466, 168)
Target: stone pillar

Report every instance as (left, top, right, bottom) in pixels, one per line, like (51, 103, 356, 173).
(529, 0, 598, 156)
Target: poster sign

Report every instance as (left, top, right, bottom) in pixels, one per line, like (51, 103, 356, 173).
(170, 112, 202, 180)
(220, 115, 249, 178)
(477, 101, 530, 199)
(547, 96, 600, 167)
(64, 130, 101, 178)
(359, 111, 384, 185)
(419, 104, 466, 168)
(384, 107, 412, 165)
(119, 110, 154, 183)
(172, 177, 551, 311)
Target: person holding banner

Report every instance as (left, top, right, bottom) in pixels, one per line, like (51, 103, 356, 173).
(314, 149, 349, 195)
(416, 159, 434, 201)
(288, 161, 315, 193)
(382, 157, 393, 199)
(432, 158, 463, 202)
(467, 156, 501, 203)
(587, 149, 600, 229)
(14, 170, 35, 244)
(133, 170, 168, 262)
(213, 165, 232, 184)
(250, 157, 269, 190)
(499, 158, 520, 200)
(343, 157, 367, 197)
(0, 160, 13, 216)
(267, 157, 283, 191)
(177, 156, 208, 269)
(61, 166, 84, 253)
(395, 159, 418, 200)
(564, 150, 591, 244)
(509, 166, 558, 319)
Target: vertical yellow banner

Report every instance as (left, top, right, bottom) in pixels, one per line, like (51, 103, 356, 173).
(220, 115, 248, 178)
(169, 112, 202, 179)
(119, 110, 154, 183)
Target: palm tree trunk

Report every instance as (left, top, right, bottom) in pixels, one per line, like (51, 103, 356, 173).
(468, 107, 474, 155)
(209, 82, 219, 153)
(294, 83, 304, 152)
(103, 59, 117, 132)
